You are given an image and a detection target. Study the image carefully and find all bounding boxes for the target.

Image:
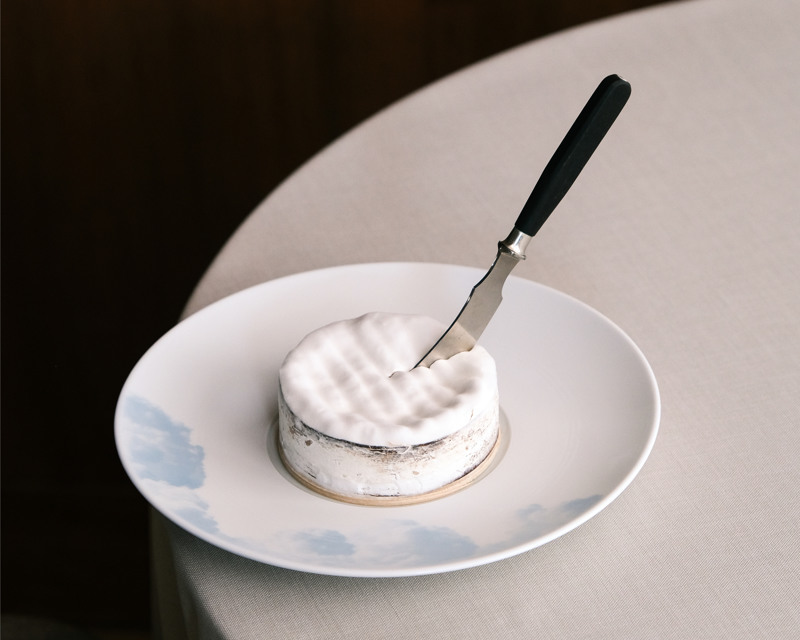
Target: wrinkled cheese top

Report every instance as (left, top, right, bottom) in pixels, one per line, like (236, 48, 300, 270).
(278, 312, 498, 446)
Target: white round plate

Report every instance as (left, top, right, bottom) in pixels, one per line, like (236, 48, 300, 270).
(116, 262, 660, 577)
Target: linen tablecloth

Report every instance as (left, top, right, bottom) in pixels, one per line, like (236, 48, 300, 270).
(150, 0, 800, 636)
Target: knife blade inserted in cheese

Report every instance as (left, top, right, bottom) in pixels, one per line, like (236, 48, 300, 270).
(415, 74, 631, 368)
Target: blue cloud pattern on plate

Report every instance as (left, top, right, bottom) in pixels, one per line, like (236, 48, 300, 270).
(123, 396, 205, 488)
(121, 396, 221, 535)
(292, 530, 357, 557)
(121, 395, 605, 571)
(270, 496, 603, 570)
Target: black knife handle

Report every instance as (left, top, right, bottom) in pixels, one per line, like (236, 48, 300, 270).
(515, 74, 631, 237)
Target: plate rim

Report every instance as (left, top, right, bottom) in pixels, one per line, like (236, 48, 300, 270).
(116, 261, 661, 577)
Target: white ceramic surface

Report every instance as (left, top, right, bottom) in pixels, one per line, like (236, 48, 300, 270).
(115, 262, 660, 577)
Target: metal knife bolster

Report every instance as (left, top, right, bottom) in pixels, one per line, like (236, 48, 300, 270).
(499, 227, 533, 259)
(415, 227, 532, 368)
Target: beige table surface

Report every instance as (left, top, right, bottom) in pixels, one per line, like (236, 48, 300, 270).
(151, 0, 800, 636)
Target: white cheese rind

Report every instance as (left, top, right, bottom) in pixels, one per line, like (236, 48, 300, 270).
(278, 312, 498, 446)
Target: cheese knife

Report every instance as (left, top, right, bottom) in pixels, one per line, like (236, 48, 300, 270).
(416, 74, 631, 368)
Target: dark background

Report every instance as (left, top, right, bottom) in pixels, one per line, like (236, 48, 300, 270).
(2, 0, 667, 635)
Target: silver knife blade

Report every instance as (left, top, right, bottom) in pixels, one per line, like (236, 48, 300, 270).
(415, 229, 531, 368)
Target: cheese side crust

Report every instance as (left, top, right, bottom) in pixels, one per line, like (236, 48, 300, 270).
(278, 384, 499, 503)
